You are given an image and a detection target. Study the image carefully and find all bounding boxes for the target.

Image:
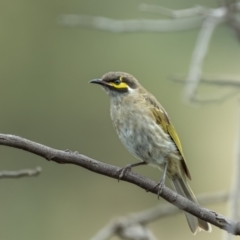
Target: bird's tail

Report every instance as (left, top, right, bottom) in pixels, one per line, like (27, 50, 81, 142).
(172, 177, 212, 234)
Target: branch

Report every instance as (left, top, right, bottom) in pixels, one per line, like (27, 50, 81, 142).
(58, 3, 239, 104)
(0, 167, 41, 179)
(171, 75, 240, 88)
(224, 102, 240, 240)
(0, 133, 239, 235)
(171, 76, 240, 104)
(138, 4, 205, 18)
(183, 16, 222, 102)
(57, 14, 203, 32)
(91, 217, 157, 240)
(91, 191, 228, 240)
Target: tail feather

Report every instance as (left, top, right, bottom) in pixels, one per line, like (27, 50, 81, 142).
(172, 177, 212, 234)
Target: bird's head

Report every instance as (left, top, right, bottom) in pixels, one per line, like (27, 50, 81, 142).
(89, 72, 140, 98)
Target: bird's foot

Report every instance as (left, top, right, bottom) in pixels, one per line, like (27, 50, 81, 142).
(64, 149, 79, 155)
(117, 164, 132, 181)
(146, 180, 165, 199)
(156, 180, 165, 199)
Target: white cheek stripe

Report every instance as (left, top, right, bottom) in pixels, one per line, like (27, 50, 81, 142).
(128, 87, 135, 93)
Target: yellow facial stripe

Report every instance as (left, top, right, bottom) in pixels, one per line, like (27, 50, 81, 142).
(108, 82, 128, 89)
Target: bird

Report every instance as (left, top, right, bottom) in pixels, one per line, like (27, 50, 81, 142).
(89, 71, 211, 234)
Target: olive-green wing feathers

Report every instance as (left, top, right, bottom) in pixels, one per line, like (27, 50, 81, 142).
(145, 94, 191, 180)
(151, 107, 184, 157)
(167, 122, 184, 159)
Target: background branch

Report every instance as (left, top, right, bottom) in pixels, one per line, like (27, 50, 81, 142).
(91, 218, 158, 240)
(224, 102, 240, 240)
(57, 14, 204, 32)
(138, 4, 205, 18)
(183, 16, 221, 103)
(171, 76, 240, 88)
(171, 76, 240, 104)
(0, 133, 238, 235)
(91, 191, 228, 240)
(0, 167, 41, 179)
(58, 2, 240, 104)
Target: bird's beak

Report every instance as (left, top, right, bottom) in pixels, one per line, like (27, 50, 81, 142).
(89, 79, 104, 85)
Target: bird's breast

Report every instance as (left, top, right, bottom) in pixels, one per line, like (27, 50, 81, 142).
(110, 101, 178, 167)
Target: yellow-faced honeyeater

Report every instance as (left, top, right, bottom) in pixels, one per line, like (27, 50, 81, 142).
(89, 72, 211, 234)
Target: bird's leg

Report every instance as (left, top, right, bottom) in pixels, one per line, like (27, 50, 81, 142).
(146, 161, 168, 199)
(117, 162, 147, 181)
(157, 161, 168, 198)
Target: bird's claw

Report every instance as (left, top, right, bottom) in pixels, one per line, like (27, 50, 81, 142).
(117, 165, 132, 181)
(157, 180, 165, 199)
(146, 180, 165, 199)
(64, 149, 79, 155)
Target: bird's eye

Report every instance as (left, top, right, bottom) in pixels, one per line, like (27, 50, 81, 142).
(113, 79, 121, 85)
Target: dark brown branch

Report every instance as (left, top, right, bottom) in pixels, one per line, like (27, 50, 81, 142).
(0, 167, 41, 179)
(0, 133, 239, 235)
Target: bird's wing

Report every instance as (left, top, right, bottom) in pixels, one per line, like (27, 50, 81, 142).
(145, 94, 192, 180)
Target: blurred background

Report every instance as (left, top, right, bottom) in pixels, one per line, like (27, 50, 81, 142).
(1, 0, 240, 239)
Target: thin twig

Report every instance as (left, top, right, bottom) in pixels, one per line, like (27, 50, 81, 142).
(138, 4, 205, 18)
(0, 167, 42, 179)
(224, 102, 240, 240)
(184, 16, 222, 102)
(0, 133, 239, 235)
(171, 76, 240, 88)
(171, 76, 240, 103)
(57, 14, 204, 32)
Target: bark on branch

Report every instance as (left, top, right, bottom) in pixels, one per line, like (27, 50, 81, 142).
(0, 133, 239, 235)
